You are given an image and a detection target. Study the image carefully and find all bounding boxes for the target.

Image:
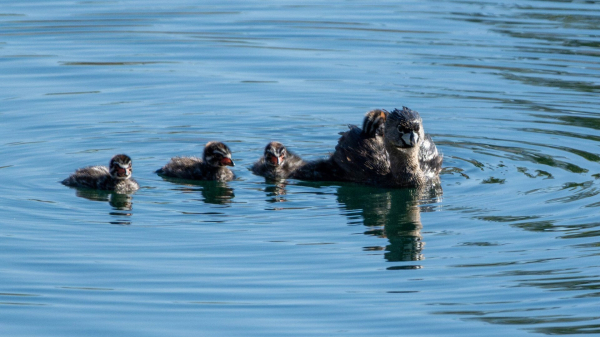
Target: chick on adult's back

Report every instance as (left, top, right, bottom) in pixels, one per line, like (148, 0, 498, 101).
(293, 107, 442, 187)
(292, 109, 390, 184)
(330, 109, 391, 184)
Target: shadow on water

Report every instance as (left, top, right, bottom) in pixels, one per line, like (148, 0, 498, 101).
(71, 188, 133, 225)
(158, 176, 235, 205)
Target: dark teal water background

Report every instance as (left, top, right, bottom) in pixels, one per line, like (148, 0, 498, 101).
(1, 1, 599, 335)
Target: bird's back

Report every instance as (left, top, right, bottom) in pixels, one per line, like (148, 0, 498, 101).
(157, 156, 234, 181)
(331, 125, 391, 184)
(157, 156, 204, 180)
(291, 157, 339, 181)
(419, 134, 443, 179)
(62, 165, 111, 189)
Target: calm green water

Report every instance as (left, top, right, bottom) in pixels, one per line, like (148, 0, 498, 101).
(1, 1, 600, 336)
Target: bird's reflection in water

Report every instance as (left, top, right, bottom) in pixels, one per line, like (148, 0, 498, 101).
(159, 176, 234, 205)
(200, 181, 234, 205)
(336, 183, 442, 263)
(73, 188, 133, 225)
(264, 179, 288, 203)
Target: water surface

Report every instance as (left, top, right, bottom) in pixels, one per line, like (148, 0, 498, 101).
(1, 1, 600, 336)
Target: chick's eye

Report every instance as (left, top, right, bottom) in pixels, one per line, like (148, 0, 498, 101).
(414, 125, 420, 132)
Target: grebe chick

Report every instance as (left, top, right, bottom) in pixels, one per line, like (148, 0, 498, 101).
(62, 154, 139, 193)
(330, 109, 391, 184)
(156, 141, 235, 182)
(292, 109, 390, 183)
(362, 108, 389, 138)
(383, 107, 442, 187)
(252, 141, 305, 179)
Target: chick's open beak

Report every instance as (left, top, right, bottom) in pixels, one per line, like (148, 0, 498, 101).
(117, 167, 127, 177)
(220, 157, 235, 167)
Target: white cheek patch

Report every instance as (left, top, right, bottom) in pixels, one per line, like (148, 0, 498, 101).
(205, 156, 213, 162)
